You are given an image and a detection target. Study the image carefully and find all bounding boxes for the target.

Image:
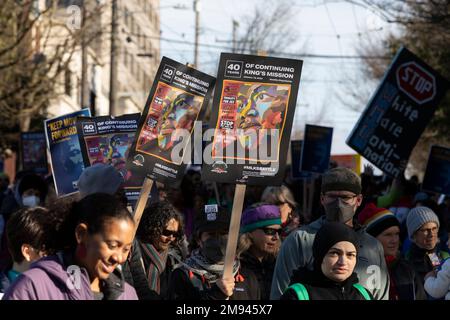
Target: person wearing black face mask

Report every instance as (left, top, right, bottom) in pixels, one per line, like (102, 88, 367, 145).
(271, 167, 389, 300)
(168, 204, 260, 300)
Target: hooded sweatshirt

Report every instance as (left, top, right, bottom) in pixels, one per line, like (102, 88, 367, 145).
(2, 254, 138, 300)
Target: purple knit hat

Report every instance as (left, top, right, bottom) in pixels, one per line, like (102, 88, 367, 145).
(241, 204, 281, 233)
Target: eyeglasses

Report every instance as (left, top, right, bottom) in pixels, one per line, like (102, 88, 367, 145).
(417, 226, 438, 235)
(323, 194, 357, 202)
(162, 229, 180, 238)
(260, 228, 282, 237)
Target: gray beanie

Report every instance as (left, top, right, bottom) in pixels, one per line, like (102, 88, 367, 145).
(78, 163, 124, 198)
(406, 206, 440, 239)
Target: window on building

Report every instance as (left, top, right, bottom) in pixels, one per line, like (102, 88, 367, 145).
(46, 0, 83, 8)
(131, 17, 135, 35)
(89, 89, 96, 116)
(64, 68, 72, 96)
(124, 8, 130, 29)
(123, 48, 128, 67)
(131, 55, 135, 75)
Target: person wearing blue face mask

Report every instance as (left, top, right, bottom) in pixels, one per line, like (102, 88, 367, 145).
(18, 174, 47, 208)
(0, 173, 47, 273)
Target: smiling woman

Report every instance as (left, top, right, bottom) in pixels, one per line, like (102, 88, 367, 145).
(2, 193, 138, 300)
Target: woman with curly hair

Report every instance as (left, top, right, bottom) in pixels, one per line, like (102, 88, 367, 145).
(123, 201, 185, 300)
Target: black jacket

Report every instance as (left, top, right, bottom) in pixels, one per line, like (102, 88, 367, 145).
(406, 243, 449, 284)
(281, 268, 372, 300)
(168, 265, 260, 300)
(387, 256, 426, 300)
(240, 251, 275, 300)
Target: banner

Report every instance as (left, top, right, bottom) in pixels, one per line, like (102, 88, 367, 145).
(301, 124, 333, 174)
(45, 108, 91, 196)
(202, 53, 303, 185)
(290, 140, 302, 180)
(290, 140, 311, 179)
(330, 154, 361, 175)
(422, 146, 450, 195)
(347, 47, 449, 177)
(76, 113, 147, 203)
(127, 57, 215, 187)
(20, 132, 48, 175)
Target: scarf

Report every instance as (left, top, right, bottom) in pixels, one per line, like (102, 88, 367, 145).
(140, 242, 168, 294)
(385, 255, 400, 300)
(182, 249, 240, 284)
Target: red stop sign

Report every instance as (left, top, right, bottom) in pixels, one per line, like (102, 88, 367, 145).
(396, 62, 436, 104)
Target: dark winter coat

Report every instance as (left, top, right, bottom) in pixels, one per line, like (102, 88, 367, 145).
(168, 265, 260, 300)
(406, 243, 450, 284)
(240, 251, 275, 300)
(281, 268, 372, 300)
(386, 255, 426, 300)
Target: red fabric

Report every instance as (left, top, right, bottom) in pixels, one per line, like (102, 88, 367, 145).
(385, 255, 400, 300)
(357, 203, 389, 225)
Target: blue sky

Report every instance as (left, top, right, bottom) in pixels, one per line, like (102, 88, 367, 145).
(159, 0, 392, 156)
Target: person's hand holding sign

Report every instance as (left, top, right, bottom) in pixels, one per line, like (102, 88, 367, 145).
(216, 277, 235, 297)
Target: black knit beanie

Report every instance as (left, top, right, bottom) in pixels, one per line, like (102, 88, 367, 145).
(321, 167, 362, 195)
(313, 221, 360, 272)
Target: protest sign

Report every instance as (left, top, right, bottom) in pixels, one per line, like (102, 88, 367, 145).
(45, 108, 91, 196)
(330, 154, 361, 175)
(422, 145, 450, 196)
(127, 56, 215, 187)
(200, 52, 302, 282)
(347, 47, 449, 177)
(202, 53, 303, 186)
(126, 57, 215, 236)
(77, 113, 146, 203)
(290, 140, 303, 180)
(300, 124, 333, 174)
(20, 132, 48, 175)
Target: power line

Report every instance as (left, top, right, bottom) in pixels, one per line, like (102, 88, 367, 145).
(128, 32, 391, 60)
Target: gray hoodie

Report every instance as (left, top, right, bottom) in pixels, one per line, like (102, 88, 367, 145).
(2, 254, 138, 300)
(270, 216, 390, 300)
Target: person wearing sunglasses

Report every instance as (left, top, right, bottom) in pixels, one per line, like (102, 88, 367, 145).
(122, 201, 185, 300)
(238, 203, 282, 300)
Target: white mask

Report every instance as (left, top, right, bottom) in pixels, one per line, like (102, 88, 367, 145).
(22, 195, 40, 207)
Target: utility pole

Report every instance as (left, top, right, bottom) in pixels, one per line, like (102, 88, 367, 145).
(80, 4, 89, 110)
(232, 19, 238, 53)
(109, 0, 118, 116)
(193, 0, 200, 68)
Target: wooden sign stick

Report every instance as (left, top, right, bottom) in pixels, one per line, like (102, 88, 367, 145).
(213, 182, 221, 205)
(222, 183, 246, 280)
(131, 177, 154, 239)
(308, 177, 315, 220)
(302, 178, 307, 222)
